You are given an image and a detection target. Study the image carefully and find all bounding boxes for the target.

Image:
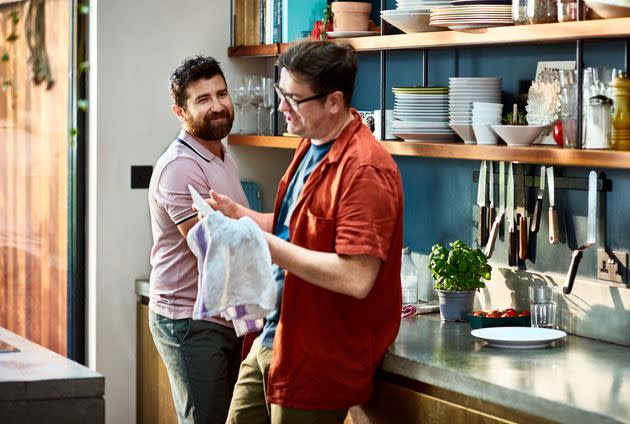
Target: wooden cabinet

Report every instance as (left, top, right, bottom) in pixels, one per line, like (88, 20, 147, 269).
(136, 302, 178, 424)
(346, 374, 555, 424)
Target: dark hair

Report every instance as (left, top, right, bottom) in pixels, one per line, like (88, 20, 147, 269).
(169, 55, 226, 108)
(278, 40, 357, 107)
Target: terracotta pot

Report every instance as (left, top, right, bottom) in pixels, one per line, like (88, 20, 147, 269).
(331, 2, 372, 31)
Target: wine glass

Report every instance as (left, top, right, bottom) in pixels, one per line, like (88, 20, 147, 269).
(230, 78, 247, 134)
(262, 77, 275, 135)
(247, 75, 264, 134)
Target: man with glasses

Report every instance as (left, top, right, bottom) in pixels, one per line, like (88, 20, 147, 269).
(206, 40, 403, 423)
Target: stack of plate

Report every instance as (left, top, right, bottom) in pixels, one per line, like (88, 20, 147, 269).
(396, 0, 452, 10)
(391, 86, 456, 142)
(429, 5, 513, 30)
(449, 77, 502, 143)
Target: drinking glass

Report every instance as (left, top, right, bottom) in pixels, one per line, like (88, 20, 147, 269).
(559, 69, 578, 148)
(529, 286, 557, 328)
(262, 77, 275, 136)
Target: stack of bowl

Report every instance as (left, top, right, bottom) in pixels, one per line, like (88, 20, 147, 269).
(448, 77, 502, 143)
(472, 102, 503, 145)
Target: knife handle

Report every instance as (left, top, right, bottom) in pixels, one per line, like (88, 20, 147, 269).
(549, 206, 560, 244)
(563, 249, 583, 294)
(531, 197, 542, 233)
(477, 206, 487, 247)
(485, 219, 500, 258)
(508, 224, 516, 267)
(519, 215, 528, 260)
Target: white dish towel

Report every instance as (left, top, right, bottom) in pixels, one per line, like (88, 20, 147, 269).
(187, 208, 276, 336)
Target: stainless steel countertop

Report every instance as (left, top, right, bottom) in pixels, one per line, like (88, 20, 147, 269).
(383, 314, 630, 424)
(0, 327, 104, 401)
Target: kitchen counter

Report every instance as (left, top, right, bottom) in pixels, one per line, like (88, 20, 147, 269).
(0, 327, 104, 423)
(382, 314, 630, 424)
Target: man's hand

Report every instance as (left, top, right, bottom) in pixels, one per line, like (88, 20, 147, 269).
(209, 190, 238, 218)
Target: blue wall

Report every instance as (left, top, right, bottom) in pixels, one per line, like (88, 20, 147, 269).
(350, 36, 630, 280)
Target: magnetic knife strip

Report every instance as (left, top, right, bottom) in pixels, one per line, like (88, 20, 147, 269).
(473, 171, 613, 192)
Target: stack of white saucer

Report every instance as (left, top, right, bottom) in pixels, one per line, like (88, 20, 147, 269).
(448, 77, 502, 143)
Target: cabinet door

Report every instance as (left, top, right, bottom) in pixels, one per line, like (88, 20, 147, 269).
(349, 381, 520, 424)
(137, 303, 178, 424)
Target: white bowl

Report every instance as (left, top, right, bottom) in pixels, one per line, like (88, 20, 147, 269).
(381, 11, 444, 33)
(450, 123, 476, 143)
(473, 124, 499, 144)
(490, 125, 548, 146)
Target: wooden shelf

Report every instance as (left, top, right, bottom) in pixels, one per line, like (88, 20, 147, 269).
(227, 18, 630, 58)
(227, 135, 630, 169)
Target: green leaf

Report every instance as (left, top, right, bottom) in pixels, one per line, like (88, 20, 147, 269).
(69, 128, 79, 137)
(2, 81, 12, 92)
(78, 61, 90, 72)
(1, 52, 9, 62)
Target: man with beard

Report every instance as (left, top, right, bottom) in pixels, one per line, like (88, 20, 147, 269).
(147, 55, 248, 424)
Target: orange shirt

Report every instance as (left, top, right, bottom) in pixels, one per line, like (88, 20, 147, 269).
(266, 110, 403, 410)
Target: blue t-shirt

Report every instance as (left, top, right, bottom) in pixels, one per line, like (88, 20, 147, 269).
(260, 140, 334, 348)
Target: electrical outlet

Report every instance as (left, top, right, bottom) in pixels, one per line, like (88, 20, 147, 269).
(597, 249, 628, 285)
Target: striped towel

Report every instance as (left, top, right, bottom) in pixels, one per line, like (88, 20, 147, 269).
(187, 209, 275, 336)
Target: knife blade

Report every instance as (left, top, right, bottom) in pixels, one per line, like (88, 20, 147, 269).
(563, 171, 597, 294)
(515, 164, 528, 260)
(488, 161, 495, 240)
(530, 165, 546, 233)
(188, 184, 214, 217)
(547, 167, 559, 244)
(506, 162, 516, 266)
(477, 160, 488, 247)
(485, 161, 505, 258)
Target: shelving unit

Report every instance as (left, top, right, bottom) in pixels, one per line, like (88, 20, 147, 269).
(227, 18, 630, 58)
(227, 17, 630, 168)
(228, 135, 630, 169)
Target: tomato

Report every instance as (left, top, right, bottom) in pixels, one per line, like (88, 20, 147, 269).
(552, 121, 563, 147)
(503, 308, 516, 313)
(489, 309, 502, 315)
(486, 313, 502, 318)
(501, 310, 518, 317)
(518, 310, 531, 317)
(473, 311, 487, 316)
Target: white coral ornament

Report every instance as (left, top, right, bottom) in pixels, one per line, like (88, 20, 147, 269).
(526, 70, 561, 126)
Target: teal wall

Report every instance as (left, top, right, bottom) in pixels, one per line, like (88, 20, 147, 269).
(351, 38, 630, 281)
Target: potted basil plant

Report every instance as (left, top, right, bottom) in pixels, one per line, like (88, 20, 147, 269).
(428, 240, 492, 321)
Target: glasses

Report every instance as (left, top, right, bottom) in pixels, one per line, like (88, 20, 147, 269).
(273, 83, 332, 113)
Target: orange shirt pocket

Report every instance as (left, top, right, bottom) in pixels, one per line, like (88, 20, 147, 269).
(300, 207, 336, 252)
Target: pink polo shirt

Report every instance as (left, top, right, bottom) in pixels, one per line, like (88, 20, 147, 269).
(148, 130, 248, 323)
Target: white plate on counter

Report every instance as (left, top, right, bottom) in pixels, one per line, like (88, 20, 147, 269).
(471, 327, 567, 348)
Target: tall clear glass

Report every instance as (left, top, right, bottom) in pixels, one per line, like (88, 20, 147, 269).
(230, 78, 247, 134)
(262, 77, 275, 136)
(559, 69, 578, 148)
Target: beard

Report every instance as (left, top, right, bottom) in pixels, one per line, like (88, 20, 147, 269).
(186, 108, 234, 141)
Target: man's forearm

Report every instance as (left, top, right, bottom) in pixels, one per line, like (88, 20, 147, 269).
(264, 233, 380, 299)
(235, 204, 274, 233)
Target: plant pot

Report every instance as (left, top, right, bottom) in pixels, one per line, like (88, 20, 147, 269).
(331, 2, 372, 31)
(437, 290, 476, 321)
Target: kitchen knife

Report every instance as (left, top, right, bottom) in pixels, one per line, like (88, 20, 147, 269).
(506, 162, 516, 266)
(485, 161, 505, 258)
(547, 167, 560, 244)
(488, 161, 495, 240)
(530, 165, 546, 233)
(515, 164, 528, 260)
(188, 184, 214, 217)
(563, 171, 597, 294)
(477, 160, 488, 247)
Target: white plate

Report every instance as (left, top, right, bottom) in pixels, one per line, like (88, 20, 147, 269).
(393, 132, 458, 142)
(326, 31, 379, 38)
(471, 327, 567, 348)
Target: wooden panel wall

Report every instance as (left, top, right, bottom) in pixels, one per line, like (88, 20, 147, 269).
(0, 0, 70, 355)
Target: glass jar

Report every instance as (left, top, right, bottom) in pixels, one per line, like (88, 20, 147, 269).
(527, 0, 558, 23)
(512, 0, 528, 24)
(584, 95, 613, 149)
(612, 74, 630, 150)
(557, 0, 578, 21)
